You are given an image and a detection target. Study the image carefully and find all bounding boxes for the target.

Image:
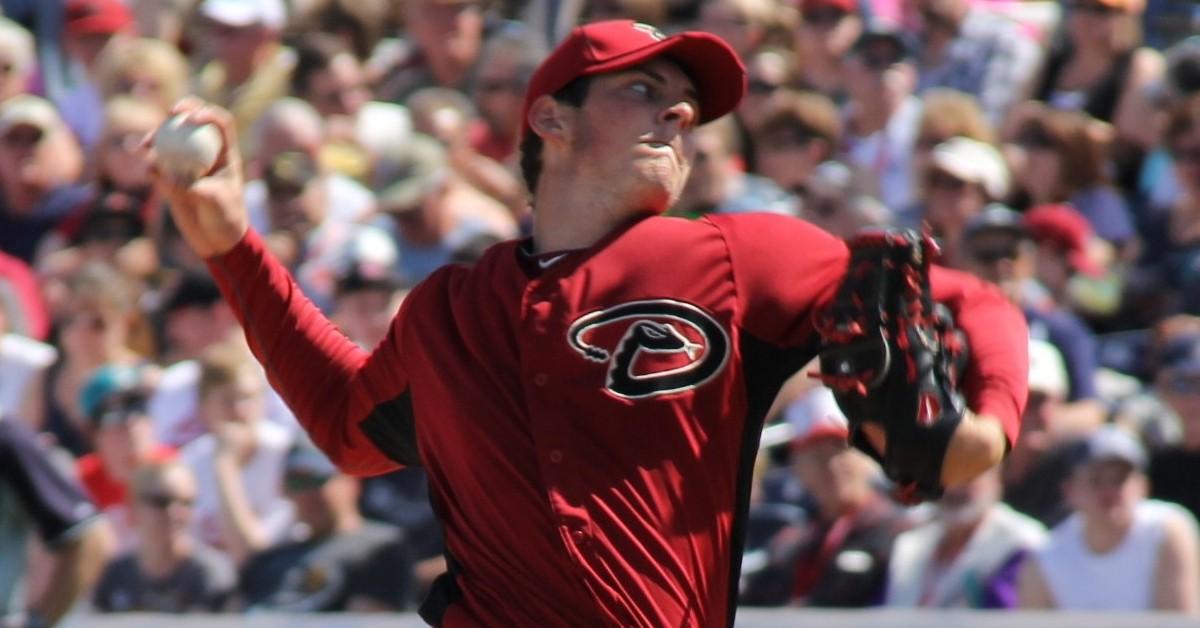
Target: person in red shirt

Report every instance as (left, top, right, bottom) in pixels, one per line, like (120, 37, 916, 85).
(155, 20, 1028, 627)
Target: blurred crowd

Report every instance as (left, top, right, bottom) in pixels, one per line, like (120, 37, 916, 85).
(2, 0, 1200, 623)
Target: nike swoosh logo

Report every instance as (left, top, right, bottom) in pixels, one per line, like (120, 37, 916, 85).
(538, 254, 567, 269)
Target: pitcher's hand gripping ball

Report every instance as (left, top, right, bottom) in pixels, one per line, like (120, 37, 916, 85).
(152, 113, 221, 185)
(812, 229, 969, 504)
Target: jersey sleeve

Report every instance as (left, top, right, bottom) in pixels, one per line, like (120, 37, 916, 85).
(707, 213, 849, 347)
(929, 266, 1029, 447)
(205, 229, 411, 476)
(0, 419, 100, 547)
(711, 213, 1028, 447)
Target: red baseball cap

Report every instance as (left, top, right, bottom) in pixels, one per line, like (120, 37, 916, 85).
(801, 0, 858, 13)
(65, 0, 133, 37)
(1023, 204, 1102, 276)
(521, 20, 746, 138)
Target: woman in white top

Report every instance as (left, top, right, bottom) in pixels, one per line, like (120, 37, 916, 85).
(1018, 426, 1200, 613)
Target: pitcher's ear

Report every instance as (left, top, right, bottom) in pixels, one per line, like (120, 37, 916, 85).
(527, 95, 569, 141)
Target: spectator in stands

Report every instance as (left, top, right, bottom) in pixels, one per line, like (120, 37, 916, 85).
(470, 22, 547, 164)
(179, 342, 295, 565)
(919, 137, 1010, 266)
(796, 160, 892, 239)
(1009, 105, 1137, 254)
(290, 0, 387, 62)
(76, 364, 174, 551)
(58, 0, 135, 149)
(1140, 95, 1200, 312)
(1018, 425, 1200, 612)
(792, 0, 862, 102)
(94, 37, 190, 116)
(93, 459, 237, 612)
(1030, 0, 1163, 152)
(148, 272, 298, 450)
(579, 0, 668, 28)
(292, 33, 373, 121)
(736, 47, 794, 136)
(408, 86, 527, 217)
(0, 418, 113, 627)
(886, 467, 1046, 608)
(129, 0, 192, 47)
(158, 272, 238, 365)
(1148, 332, 1200, 522)
(42, 263, 145, 457)
(1022, 203, 1111, 307)
(840, 22, 922, 215)
(0, 17, 36, 104)
(1001, 339, 1079, 527)
(238, 437, 417, 612)
(0, 95, 89, 264)
(769, 386, 907, 607)
(910, 88, 995, 198)
(961, 205, 1107, 438)
(373, 0, 487, 103)
(330, 226, 407, 350)
(694, 0, 776, 60)
(751, 89, 841, 199)
(673, 114, 792, 217)
(194, 0, 294, 141)
(372, 133, 517, 284)
(245, 99, 374, 250)
(906, 0, 1041, 126)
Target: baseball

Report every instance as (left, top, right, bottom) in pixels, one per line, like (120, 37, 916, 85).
(152, 114, 221, 184)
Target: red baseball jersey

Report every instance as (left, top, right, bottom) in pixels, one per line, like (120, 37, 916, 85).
(206, 212, 1028, 627)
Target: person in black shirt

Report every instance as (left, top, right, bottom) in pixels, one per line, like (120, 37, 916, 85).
(92, 459, 236, 613)
(238, 437, 416, 612)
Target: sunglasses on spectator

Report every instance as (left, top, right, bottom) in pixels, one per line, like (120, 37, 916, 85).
(804, 8, 847, 26)
(1017, 131, 1056, 151)
(926, 170, 970, 192)
(1171, 144, 1200, 165)
(139, 492, 195, 510)
(748, 79, 782, 95)
(105, 131, 149, 152)
(805, 196, 841, 218)
(1070, 1, 1121, 15)
(60, 311, 108, 332)
(969, 242, 1021, 264)
(2, 126, 43, 148)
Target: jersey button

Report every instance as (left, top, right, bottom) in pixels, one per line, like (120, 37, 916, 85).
(533, 373, 548, 386)
(571, 528, 587, 544)
(549, 449, 563, 463)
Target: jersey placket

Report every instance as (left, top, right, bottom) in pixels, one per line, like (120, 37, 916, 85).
(518, 274, 600, 582)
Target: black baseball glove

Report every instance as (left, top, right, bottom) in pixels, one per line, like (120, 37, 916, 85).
(812, 228, 969, 504)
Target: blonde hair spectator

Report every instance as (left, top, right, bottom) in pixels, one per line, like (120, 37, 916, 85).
(96, 37, 190, 114)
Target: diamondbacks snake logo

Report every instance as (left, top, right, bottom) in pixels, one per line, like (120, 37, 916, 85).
(567, 299, 730, 399)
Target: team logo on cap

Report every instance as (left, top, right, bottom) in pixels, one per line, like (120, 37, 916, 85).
(632, 22, 666, 41)
(567, 299, 729, 399)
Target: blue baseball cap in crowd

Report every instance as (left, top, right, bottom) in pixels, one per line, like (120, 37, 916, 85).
(79, 364, 151, 428)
